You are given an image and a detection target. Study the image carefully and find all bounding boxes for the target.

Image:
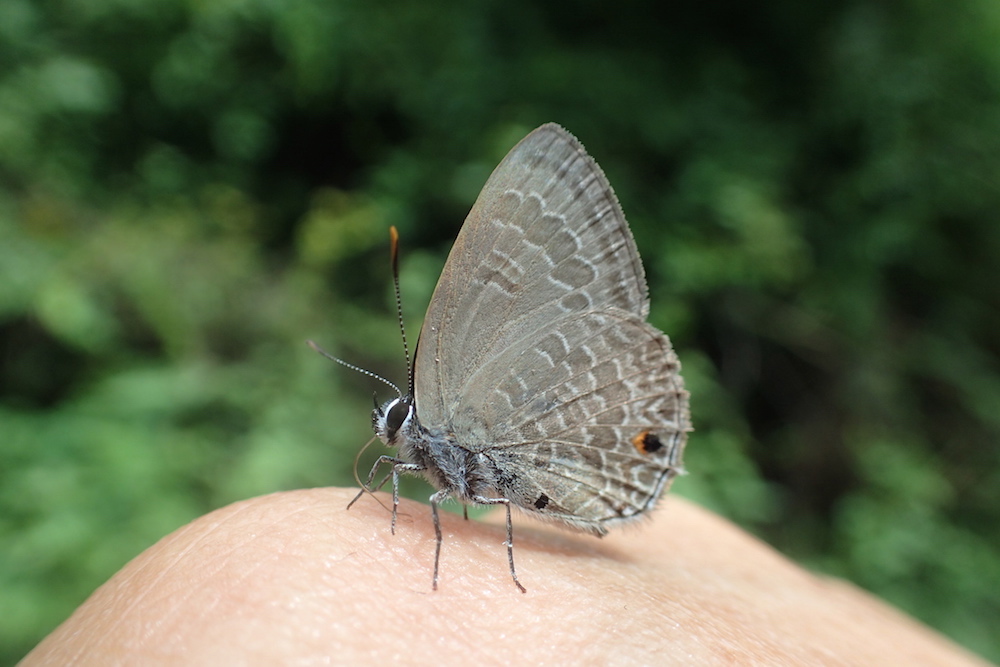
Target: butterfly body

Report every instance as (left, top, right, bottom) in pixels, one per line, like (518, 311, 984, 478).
(376, 403, 493, 501)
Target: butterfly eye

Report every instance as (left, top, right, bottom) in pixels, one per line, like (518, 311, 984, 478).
(385, 398, 412, 438)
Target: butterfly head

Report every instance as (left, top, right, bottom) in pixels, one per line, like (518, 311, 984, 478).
(372, 395, 417, 448)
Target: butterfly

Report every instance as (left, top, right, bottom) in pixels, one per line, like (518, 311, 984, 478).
(326, 123, 689, 592)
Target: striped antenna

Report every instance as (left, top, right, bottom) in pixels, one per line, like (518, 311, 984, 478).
(306, 340, 402, 397)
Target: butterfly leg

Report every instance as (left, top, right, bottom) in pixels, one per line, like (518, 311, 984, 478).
(347, 455, 423, 535)
(347, 455, 405, 509)
(428, 489, 452, 590)
(388, 461, 424, 534)
(471, 495, 527, 593)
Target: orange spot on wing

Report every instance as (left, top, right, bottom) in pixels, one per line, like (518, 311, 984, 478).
(632, 430, 664, 455)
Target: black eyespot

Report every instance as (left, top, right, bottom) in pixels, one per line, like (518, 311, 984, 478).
(534, 494, 550, 510)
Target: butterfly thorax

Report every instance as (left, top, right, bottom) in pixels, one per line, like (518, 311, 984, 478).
(373, 396, 498, 503)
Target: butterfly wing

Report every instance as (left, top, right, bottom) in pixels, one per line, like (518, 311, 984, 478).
(413, 124, 689, 530)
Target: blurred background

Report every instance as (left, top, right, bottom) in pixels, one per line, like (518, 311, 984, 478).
(2, 0, 999, 662)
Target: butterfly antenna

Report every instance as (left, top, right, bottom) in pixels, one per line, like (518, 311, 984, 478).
(389, 226, 415, 398)
(306, 340, 401, 397)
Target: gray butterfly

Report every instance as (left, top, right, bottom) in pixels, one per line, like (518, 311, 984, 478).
(352, 123, 689, 592)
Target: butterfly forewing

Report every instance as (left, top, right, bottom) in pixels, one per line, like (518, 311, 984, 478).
(416, 124, 651, 426)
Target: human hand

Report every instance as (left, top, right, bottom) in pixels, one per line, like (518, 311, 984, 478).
(22, 488, 989, 665)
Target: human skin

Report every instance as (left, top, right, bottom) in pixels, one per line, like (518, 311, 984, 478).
(22, 488, 990, 665)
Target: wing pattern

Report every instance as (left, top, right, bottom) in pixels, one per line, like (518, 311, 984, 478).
(411, 123, 689, 532)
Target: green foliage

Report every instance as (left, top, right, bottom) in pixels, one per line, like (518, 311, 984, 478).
(2, 0, 999, 662)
